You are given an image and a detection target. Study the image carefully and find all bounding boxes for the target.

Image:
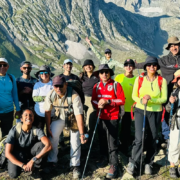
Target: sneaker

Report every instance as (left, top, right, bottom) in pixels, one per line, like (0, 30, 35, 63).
(43, 162, 58, 173)
(144, 164, 152, 175)
(73, 166, 81, 179)
(96, 156, 108, 168)
(31, 169, 42, 180)
(169, 166, 177, 178)
(106, 165, 118, 179)
(126, 162, 135, 175)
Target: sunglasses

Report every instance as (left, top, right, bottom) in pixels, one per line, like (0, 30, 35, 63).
(146, 63, 158, 67)
(54, 85, 64, 88)
(99, 70, 110, 74)
(39, 72, 49, 75)
(22, 67, 31, 70)
(0, 64, 8, 68)
(105, 52, 111, 54)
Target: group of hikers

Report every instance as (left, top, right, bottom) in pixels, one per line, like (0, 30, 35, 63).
(0, 36, 180, 180)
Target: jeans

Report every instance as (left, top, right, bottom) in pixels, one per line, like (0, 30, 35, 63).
(47, 119, 81, 167)
(0, 111, 14, 139)
(129, 108, 162, 166)
(8, 142, 44, 178)
(98, 119, 119, 166)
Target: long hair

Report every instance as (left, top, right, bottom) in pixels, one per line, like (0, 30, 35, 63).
(79, 66, 94, 81)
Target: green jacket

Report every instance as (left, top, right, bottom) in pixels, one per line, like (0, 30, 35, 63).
(91, 44, 124, 72)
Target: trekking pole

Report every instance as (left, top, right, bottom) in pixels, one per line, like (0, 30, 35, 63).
(139, 104, 147, 180)
(70, 134, 89, 159)
(81, 109, 102, 180)
(166, 103, 174, 169)
(135, 60, 140, 76)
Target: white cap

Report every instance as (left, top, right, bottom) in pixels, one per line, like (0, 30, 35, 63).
(0, 58, 8, 64)
(63, 59, 73, 65)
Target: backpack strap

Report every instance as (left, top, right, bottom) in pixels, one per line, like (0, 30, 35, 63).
(7, 74, 13, 84)
(67, 86, 73, 111)
(113, 81, 118, 96)
(137, 72, 145, 97)
(15, 122, 37, 139)
(50, 90, 56, 103)
(96, 82, 100, 93)
(157, 75, 163, 92)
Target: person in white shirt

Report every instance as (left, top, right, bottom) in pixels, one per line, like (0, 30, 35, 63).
(32, 65, 54, 129)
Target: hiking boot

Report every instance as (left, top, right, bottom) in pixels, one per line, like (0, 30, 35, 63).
(144, 164, 152, 175)
(73, 166, 81, 179)
(169, 167, 177, 178)
(31, 169, 42, 180)
(96, 156, 108, 168)
(106, 165, 118, 179)
(43, 162, 58, 173)
(178, 165, 180, 176)
(126, 162, 135, 175)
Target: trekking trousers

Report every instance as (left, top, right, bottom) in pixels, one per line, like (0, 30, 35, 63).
(47, 119, 81, 167)
(8, 142, 44, 178)
(98, 119, 119, 166)
(168, 118, 180, 164)
(129, 108, 162, 166)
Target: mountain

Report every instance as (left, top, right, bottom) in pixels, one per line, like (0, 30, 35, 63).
(0, 0, 180, 76)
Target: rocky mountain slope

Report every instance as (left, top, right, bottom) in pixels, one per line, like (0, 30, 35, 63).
(0, 0, 180, 76)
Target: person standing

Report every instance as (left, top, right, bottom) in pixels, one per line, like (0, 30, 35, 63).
(0, 58, 20, 139)
(86, 37, 123, 74)
(114, 59, 136, 156)
(92, 64, 125, 179)
(16, 61, 37, 112)
(43, 76, 87, 179)
(80, 59, 99, 144)
(126, 56, 167, 175)
(32, 65, 54, 129)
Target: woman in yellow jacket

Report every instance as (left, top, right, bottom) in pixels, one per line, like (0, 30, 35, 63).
(126, 56, 167, 175)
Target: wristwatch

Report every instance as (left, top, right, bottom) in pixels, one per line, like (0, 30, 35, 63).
(32, 157, 37, 162)
(108, 100, 111, 104)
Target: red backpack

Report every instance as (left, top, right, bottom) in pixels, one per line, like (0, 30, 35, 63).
(131, 72, 165, 121)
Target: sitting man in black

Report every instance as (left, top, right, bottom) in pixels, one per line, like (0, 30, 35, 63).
(5, 108, 52, 179)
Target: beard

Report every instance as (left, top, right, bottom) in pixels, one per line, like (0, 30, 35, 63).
(23, 71, 31, 75)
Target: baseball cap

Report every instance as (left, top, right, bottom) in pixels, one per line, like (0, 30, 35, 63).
(63, 59, 73, 65)
(53, 76, 66, 86)
(0, 58, 8, 64)
(20, 61, 32, 67)
(104, 49, 111, 54)
(124, 59, 135, 67)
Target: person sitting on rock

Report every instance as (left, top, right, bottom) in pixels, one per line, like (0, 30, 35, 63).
(5, 108, 52, 179)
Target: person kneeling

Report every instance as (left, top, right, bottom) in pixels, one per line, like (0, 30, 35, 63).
(5, 108, 52, 179)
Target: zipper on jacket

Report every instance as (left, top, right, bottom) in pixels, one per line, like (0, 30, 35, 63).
(151, 82, 153, 91)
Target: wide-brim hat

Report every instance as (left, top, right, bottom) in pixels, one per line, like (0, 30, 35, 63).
(82, 59, 95, 68)
(172, 69, 180, 83)
(165, 36, 180, 50)
(143, 56, 160, 71)
(93, 64, 114, 77)
(34, 65, 54, 79)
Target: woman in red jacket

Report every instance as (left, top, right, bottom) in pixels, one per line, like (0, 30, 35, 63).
(91, 64, 125, 179)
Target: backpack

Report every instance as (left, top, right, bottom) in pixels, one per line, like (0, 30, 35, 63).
(8, 74, 13, 83)
(130, 72, 164, 120)
(0, 123, 37, 169)
(50, 86, 79, 132)
(66, 79, 85, 104)
(96, 81, 125, 118)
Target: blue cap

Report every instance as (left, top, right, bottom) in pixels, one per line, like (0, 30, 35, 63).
(63, 59, 73, 65)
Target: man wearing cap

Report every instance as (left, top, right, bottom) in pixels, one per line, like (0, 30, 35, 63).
(0, 58, 20, 139)
(114, 59, 136, 156)
(43, 75, 87, 179)
(92, 64, 125, 179)
(60, 59, 81, 81)
(16, 61, 37, 114)
(86, 37, 123, 74)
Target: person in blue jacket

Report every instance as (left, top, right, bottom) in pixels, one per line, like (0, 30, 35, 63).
(0, 58, 20, 139)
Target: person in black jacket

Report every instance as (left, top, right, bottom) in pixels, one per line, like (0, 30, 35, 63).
(79, 60, 99, 144)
